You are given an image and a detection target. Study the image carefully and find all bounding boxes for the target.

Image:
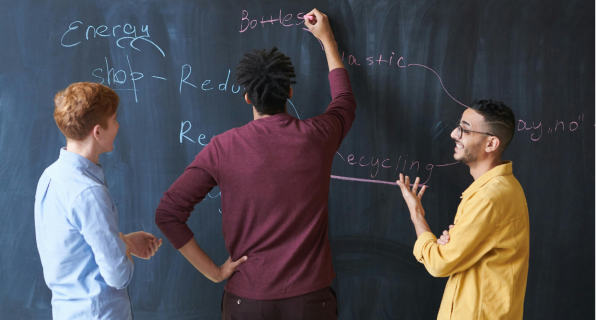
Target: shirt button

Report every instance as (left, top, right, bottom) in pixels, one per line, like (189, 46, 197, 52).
(322, 302, 325, 307)
(237, 300, 241, 305)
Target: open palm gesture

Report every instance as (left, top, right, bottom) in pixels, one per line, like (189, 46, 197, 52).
(396, 174, 427, 217)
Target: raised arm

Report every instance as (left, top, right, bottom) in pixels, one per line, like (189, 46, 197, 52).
(304, 8, 344, 72)
(397, 174, 496, 277)
(305, 9, 356, 147)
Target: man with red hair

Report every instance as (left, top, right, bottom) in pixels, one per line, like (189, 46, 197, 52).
(35, 82, 162, 320)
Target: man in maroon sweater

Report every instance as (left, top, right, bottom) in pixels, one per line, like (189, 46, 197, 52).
(155, 9, 355, 319)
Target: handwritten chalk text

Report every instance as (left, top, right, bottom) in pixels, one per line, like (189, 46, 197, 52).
(517, 115, 585, 141)
(61, 21, 165, 57)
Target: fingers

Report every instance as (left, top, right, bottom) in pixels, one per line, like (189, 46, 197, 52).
(418, 185, 427, 198)
(303, 8, 334, 42)
(305, 8, 325, 20)
(145, 241, 156, 258)
(143, 239, 163, 259)
(304, 9, 322, 28)
(151, 239, 162, 255)
(449, 224, 455, 230)
(442, 230, 450, 240)
(438, 230, 450, 245)
(397, 174, 427, 201)
(396, 173, 404, 188)
(150, 239, 158, 255)
(217, 256, 248, 282)
(145, 247, 153, 259)
(304, 15, 317, 27)
(229, 256, 248, 269)
(304, 16, 314, 28)
(412, 177, 420, 194)
(397, 174, 411, 195)
(145, 232, 157, 240)
(397, 174, 421, 195)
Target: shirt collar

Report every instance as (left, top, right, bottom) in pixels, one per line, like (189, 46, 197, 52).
(254, 112, 295, 122)
(462, 161, 513, 197)
(58, 148, 105, 184)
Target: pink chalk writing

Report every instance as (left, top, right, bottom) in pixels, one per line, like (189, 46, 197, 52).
(333, 151, 464, 187)
(240, 9, 305, 33)
(518, 114, 586, 141)
(336, 152, 431, 184)
(405, 64, 468, 108)
(338, 50, 469, 108)
(239, 10, 469, 108)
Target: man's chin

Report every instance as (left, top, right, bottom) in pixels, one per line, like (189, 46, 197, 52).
(454, 153, 466, 164)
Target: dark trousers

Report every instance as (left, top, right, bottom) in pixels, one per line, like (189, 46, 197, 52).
(221, 287, 338, 320)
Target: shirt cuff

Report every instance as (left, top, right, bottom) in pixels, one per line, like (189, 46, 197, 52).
(169, 228, 195, 250)
(328, 68, 349, 84)
(328, 68, 351, 97)
(413, 232, 437, 263)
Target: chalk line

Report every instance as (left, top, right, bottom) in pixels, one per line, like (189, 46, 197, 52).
(435, 161, 460, 167)
(407, 64, 469, 108)
(331, 175, 428, 187)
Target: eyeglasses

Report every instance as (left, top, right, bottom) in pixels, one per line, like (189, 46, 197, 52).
(456, 124, 494, 140)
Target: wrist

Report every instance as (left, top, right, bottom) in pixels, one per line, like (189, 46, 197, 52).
(211, 264, 224, 283)
(119, 232, 128, 244)
(410, 207, 425, 220)
(119, 232, 133, 261)
(412, 214, 431, 237)
(321, 37, 337, 47)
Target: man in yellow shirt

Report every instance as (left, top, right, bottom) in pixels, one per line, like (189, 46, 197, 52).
(397, 99, 530, 319)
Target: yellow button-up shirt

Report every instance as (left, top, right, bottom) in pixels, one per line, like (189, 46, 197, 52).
(414, 161, 530, 319)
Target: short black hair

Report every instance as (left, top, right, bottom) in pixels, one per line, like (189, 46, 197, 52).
(469, 99, 515, 151)
(236, 47, 296, 115)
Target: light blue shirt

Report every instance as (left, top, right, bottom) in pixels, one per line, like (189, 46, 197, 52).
(35, 148, 133, 320)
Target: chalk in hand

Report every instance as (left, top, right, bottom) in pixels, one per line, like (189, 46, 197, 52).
(304, 15, 314, 21)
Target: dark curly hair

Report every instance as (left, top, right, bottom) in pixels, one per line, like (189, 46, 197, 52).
(236, 47, 296, 115)
(469, 99, 515, 151)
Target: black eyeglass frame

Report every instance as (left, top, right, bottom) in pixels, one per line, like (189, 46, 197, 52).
(456, 124, 495, 139)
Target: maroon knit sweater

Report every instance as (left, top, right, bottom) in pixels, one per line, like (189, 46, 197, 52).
(155, 68, 356, 299)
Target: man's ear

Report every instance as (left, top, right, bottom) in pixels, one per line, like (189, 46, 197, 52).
(244, 93, 252, 104)
(485, 136, 501, 153)
(288, 87, 293, 99)
(92, 124, 102, 141)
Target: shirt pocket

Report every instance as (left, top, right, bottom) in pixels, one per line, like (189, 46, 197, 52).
(480, 246, 514, 317)
(442, 274, 461, 320)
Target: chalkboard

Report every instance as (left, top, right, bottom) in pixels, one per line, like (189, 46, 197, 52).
(0, 0, 593, 319)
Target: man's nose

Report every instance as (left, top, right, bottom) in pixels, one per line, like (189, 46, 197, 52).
(450, 127, 458, 140)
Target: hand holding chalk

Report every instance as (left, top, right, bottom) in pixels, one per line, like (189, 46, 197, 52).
(303, 9, 335, 44)
(304, 9, 344, 71)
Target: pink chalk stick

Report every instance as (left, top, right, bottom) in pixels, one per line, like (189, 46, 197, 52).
(304, 15, 314, 21)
